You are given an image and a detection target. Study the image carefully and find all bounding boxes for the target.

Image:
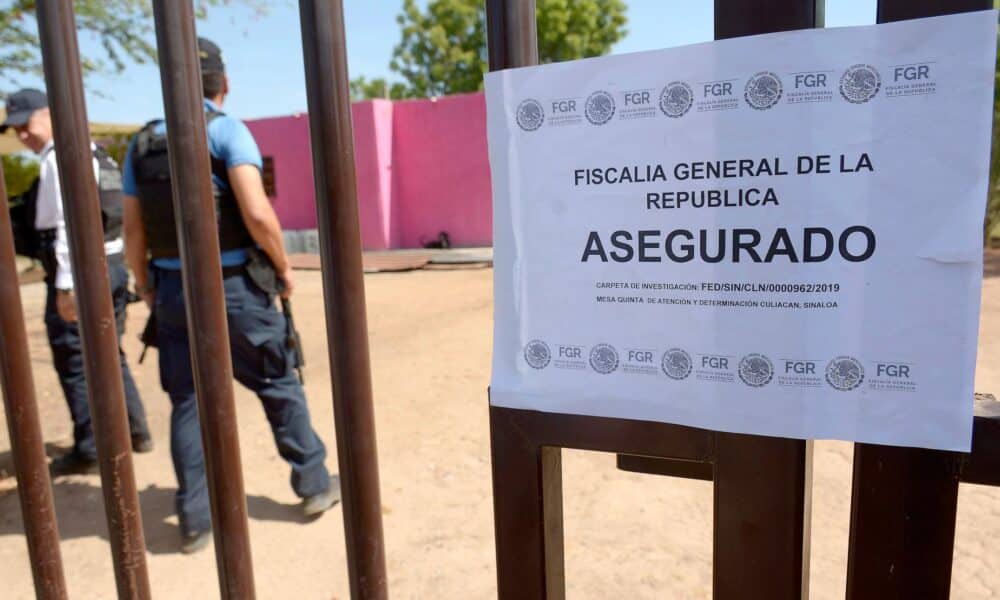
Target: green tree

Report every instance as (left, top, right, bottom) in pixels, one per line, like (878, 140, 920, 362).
(386, 0, 627, 98)
(349, 75, 409, 101)
(0, 0, 267, 92)
(987, 28, 1000, 247)
(3, 153, 39, 200)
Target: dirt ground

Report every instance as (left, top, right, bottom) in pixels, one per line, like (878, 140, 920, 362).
(0, 255, 998, 599)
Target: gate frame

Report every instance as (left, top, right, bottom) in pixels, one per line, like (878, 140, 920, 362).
(486, 1, 997, 599)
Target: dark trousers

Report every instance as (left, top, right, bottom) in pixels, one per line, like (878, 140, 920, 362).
(153, 267, 330, 535)
(44, 258, 150, 460)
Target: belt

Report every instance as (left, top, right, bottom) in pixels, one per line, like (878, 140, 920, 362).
(153, 262, 246, 278)
(222, 263, 246, 278)
(36, 228, 122, 259)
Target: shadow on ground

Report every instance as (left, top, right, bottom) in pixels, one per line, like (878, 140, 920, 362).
(0, 475, 321, 555)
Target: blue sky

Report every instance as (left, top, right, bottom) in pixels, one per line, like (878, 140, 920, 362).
(32, 0, 876, 124)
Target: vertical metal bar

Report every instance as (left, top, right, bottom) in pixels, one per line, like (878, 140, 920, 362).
(714, 0, 824, 37)
(489, 407, 564, 600)
(877, 0, 992, 23)
(484, 2, 546, 598)
(844, 5, 992, 596)
(0, 163, 68, 599)
(711, 3, 820, 599)
(297, 2, 387, 598)
(34, 2, 151, 597)
(149, 2, 256, 597)
(846, 445, 962, 599)
(850, 4, 991, 598)
(486, 0, 539, 72)
(713, 434, 813, 600)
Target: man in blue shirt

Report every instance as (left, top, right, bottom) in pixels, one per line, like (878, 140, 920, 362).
(121, 38, 339, 554)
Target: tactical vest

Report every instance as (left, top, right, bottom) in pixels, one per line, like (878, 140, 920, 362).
(8, 146, 123, 259)
(94, 146, 124, 242)
(130, 110, 254, 259)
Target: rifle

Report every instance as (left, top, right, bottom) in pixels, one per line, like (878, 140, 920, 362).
(245, 248, 305, 383)
(281, 297, 305, 384)
(138, 310, 157, 364)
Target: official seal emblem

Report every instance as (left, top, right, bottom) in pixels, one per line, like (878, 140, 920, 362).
(589, 343, 619, 374)
(661, 348, 693, 380)
(659, 81, 694, 118)
(585, 91, 616, 125)
(739, 353, 774, 387)
(516, 99, 544, 131)
(744, 71, 783, 110)
(839, 64, 881, 104)
(825, 356, 865, 391)
(523, 340, 551, 369)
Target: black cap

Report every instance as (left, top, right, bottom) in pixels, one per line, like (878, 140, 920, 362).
(198, 37, 225, 73)
(1, 88, 47, 133)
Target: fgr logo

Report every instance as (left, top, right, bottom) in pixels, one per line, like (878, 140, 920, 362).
(701, 355, 729, 370)
(825, 356, 865, 391)
(589, 343, 620, 374)
(624, 90, 651, 107)
(739, 353, 774, 387)
(661, 348, 693, 380)
(659, 82, 693, 118)
(787, 70, 834, 104)
(703, 81, 733, 98)
(515, 99, 544, 131)
(886, 62, 935, 98)
(876, 363, 911, 378)
(840, 64, 881, 104)
(893, 64, 930, 82)
(744, 71, 783, 110)
(523, 340, 551, 369)
(557, 345, 583, 360)
(551, 98, 578, 114)
(585, 91, 616, 125)
(794, 72, 828, 89)
(784, 360, 817, 375)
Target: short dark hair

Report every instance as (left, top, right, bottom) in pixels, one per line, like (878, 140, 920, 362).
(203, 72, 225, 99)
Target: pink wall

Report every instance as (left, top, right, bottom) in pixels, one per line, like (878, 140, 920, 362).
(392, 94, 492, 248)
(245, 92, 492, 250)
(243, 112, 314, 230)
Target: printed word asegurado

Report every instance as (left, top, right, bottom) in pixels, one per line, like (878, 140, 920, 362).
(580, 227, 876, 264)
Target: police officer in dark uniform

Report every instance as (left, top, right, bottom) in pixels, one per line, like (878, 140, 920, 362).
(2, 89, 152, 475)
(121, 38, 339, 554)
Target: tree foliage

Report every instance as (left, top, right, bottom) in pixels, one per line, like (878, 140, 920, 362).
(352, 0, 627, 100)
(987, 29, 1000, 246)
(3, 153, 39, 200)
(0, 0, 267, 93)
(349, 76, 408, 102)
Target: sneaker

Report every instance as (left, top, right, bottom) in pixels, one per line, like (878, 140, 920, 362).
(131, 434, 154, 454)
(301, 477, 342, 517)
(49, 452, 98, 477)
(180, 529, 212, 554)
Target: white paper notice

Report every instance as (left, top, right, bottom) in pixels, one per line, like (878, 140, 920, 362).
(486, 11, 998, 451)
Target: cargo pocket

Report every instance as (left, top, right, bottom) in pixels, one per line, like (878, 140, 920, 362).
(231, 307, 291, 380)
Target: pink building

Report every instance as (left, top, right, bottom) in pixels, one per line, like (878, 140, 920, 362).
(245, 92, 492, 250)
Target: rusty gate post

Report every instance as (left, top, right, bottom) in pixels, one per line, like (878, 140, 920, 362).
(35, 2, 152, 597)
(484, 2, 550, 598)
(486, 0, 539, 72)
(489, 407, 564, 600)
(0, 163, 68, 599)
(149, 2, 256, 597)
(844, 6, 993, 598)
(711, 2, 821, 598)
(297, 2, 388, 597)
